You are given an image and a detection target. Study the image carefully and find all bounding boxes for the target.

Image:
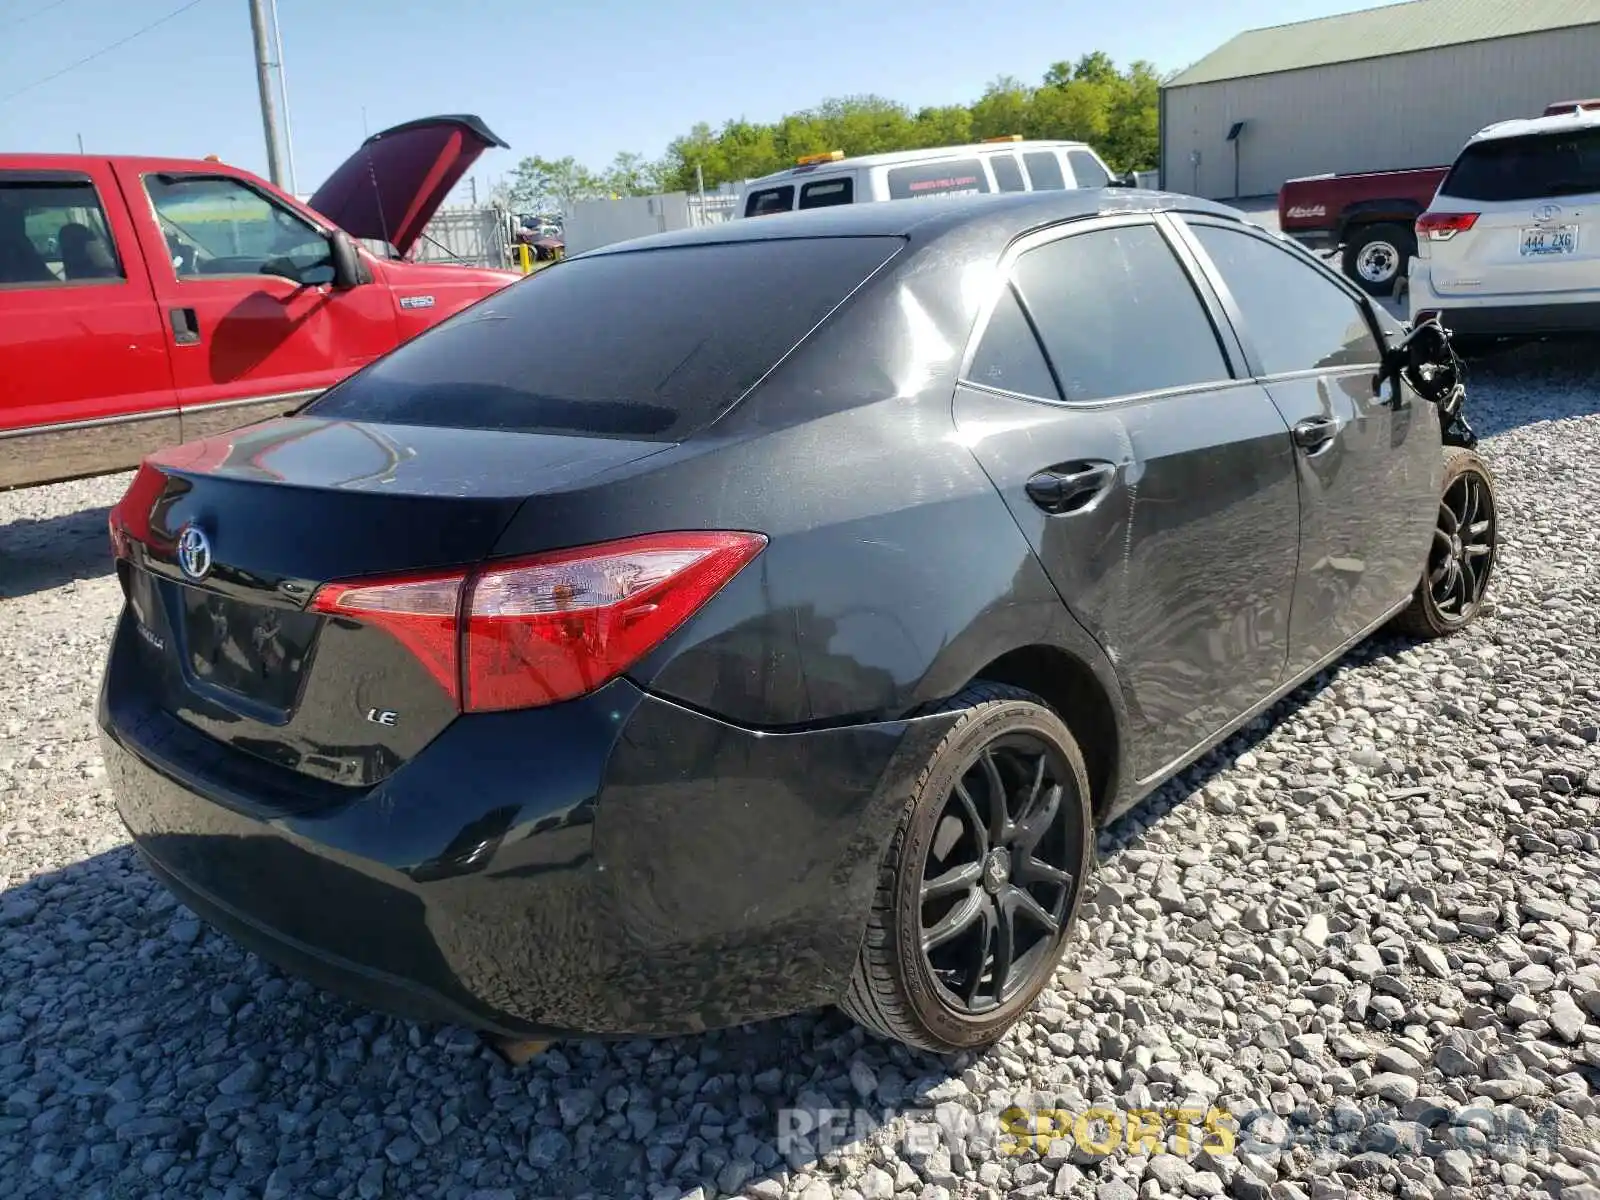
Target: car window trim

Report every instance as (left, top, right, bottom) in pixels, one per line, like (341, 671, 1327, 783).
(956, 212, 1249, 408)
(139, 170, 334, 285)
(1168, 214, 1386, 383)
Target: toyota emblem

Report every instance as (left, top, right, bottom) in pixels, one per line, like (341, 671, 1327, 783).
(1533, 202, 1563, 223)
(176, 525, 213, 581)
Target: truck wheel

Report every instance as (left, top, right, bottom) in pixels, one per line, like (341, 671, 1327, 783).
(1342, 222, 1416, 297)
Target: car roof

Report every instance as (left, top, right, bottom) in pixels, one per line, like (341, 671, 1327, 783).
(741, 140, 1097, 188)
(577, 189, 1249, 262)
(1469, 107, 1600, 144)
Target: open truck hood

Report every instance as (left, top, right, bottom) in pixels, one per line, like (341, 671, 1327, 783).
(307, 114, 508, 257)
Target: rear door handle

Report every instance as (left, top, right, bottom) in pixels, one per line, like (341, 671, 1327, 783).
(1025, 461, 1116, 515)
(1292, 416, 1337, 454)
(170, 307, 200, 346)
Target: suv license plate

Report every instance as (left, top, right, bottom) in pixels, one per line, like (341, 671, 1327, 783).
(1521, 225, 1577, 256)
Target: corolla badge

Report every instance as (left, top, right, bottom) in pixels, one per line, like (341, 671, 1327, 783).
(1532, 202, 1563, 223)
(176, 524, 213, 581)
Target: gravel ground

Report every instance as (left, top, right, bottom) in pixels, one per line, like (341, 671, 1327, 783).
(1, 343, 1598, 1200)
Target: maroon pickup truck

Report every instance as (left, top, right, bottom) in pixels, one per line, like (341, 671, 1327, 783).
(1277, 165, 1448, 296)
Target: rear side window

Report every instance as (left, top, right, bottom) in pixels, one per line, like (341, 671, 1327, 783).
(744, 186, 794, 217)
(799, 178, 853, 209)
(886, 159, 990, 200)
(307, 236, 904, 441)
(0, 178, 124, 286)
(1067, 151, 1112, 188)
(1189, 223, 1380, 375)
(1012, 223, 1230, 402)
(967, 285, 1059, 398)
(1024, 152, 1067, 191)
(1441, 129, 1600, 201)
(990, 154, 1026, 193)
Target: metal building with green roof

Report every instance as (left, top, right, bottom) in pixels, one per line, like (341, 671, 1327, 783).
(1159, 0, 1600, 199)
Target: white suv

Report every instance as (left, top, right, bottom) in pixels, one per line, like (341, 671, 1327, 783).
(737, 139, 1133, 219)
(1409, 108, 1600, 342)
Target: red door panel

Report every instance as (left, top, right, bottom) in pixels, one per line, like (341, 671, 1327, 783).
(111, 163, 397, 439)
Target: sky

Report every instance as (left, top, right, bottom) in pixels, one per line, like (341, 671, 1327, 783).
(2, 0, 1385, 200)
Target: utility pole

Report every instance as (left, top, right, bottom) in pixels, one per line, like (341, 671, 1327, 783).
(268, 0, 297, 194)
(248, 0, 285, 187)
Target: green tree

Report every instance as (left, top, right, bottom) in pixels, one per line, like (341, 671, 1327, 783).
(557, 50, 1162, 196)
(600, 151, 664, 197)
(507, 155, 603, 214)
(969, 75, 1033, 140)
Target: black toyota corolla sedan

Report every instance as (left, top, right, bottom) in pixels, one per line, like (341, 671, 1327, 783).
(99, 189, 1497, 1053)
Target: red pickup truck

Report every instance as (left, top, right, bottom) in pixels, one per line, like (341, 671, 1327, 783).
(1, 114, 520, 492)
(1277, 165, 1449, 296)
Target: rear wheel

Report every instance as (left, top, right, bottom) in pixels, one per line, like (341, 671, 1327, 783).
(1392, 448, 1498, 638)
(841, 683, 1093, 1053)
(1343, 222, 1417, 297)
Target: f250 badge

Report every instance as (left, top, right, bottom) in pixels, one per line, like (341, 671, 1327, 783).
(398, 295, 436, 310)
(1286, 205, 1326, 219)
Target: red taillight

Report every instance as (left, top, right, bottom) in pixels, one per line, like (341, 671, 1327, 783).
(308, 531, 767, 714)
(108, 506, 130, 560)
(1417, 211, 1478, 241)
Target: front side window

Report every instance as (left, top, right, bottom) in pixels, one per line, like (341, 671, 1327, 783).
(144, 175, 333, 283)
(744, 185, 794, 217)
(886, 159, 990, 200)
(1188, 223, 1380, 375)
(799, 178, 853, 209)
(1442, 129, 1600, 201)
(1012, 223, 1231, 402)
(0, 179, 124, 287)
(1067, 150, 1112, 188)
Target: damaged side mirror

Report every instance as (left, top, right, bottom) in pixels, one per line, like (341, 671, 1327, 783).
(1377, 316, 1476, 448)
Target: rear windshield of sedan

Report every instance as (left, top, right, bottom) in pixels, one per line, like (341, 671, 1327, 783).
(306, 235, 904, 440)
(1441, 128, 1600, 201)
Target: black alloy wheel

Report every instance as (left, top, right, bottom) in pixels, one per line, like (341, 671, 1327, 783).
(1394, 448, 1498, 638)
(920, 734, 1079, 1014)
(842, 683, 1094, 1052)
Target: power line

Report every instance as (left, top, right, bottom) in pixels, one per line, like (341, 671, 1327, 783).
(0, 0, 210, 107)
(2, 0, 73, 32)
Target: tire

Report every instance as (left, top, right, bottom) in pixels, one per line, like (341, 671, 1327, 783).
(840, 683, 1094, 1053)
(1342, 222, 1417, 297)
(1392, 447, 1499, 639)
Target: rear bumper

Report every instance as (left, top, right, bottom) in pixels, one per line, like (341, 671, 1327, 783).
(1408, 269, 1600, 338)
(99, 612, 956, 1038)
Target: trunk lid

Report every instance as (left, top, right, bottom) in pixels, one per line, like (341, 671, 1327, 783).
(112, 416, 669, 788)
(306, 115, 509, 257)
